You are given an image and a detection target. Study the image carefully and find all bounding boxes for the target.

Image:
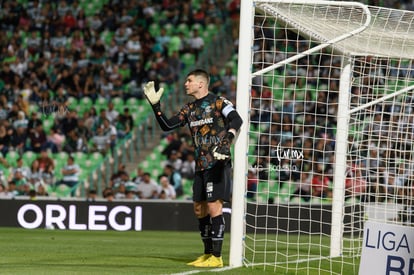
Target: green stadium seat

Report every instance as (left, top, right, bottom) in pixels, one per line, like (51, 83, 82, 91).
(191, 23, 204, 32)
(79, 159, 94, 183)
(22, 151, 38, 167)
(126, 97, 138, 107)
(89, 152, 104, 170)
(94, 97, 107, 112)
(163, 23, 174, 36)
(80, 97, 93, 110)
(111, 96, 124, 113)
(202, 30, 212, 43)
(149, 23, 161, 37)
(181, 53, 195, 69)
(100, 29, 114, 46)
(168, 35, 182, 56)
(72, 152, 88, 166)
(177, 23, 190, 36)
(54, 151, 69, 170)
(42, 116, 55, 135)
(5, 151, 20, 167)
(54, 184, 72, 198)
(205, 24, 218, 34)
(28, 104, 39, 116)
(67, 96, 78, 111)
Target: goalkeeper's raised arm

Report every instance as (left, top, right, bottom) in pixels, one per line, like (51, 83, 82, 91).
(143, 68, 242, 268)
(143, 81, 185, 132)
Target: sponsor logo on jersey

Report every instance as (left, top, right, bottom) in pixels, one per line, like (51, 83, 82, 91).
(190, 117, 214, 127)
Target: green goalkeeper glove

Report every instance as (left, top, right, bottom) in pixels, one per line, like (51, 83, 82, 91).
(144, 81, 165, 105)
(212, 132, 235, 160)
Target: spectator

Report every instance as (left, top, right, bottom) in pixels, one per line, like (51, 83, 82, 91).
(12, 111, 29, 130)
(125, 189, 139, 200)
(86, 189, 97, 201)
(11, 169, 31, 196)
(163, 150, 183, 172)
(106, 101, 119, 124)
(75, 118, 92, 143)
(136, 172, 159, 199)
(158, 175, 176, 200)
(109, 163, 127, 188)
(180, 152, 196, 180)
(57, 156, 80, 197)
(345, 162, 367, 202)
(27, 112, 42, 134)
(59, 109, 78, 136)
(116, 107, 134, 139)
(112, 171, 137, 198)
(63, 129, 86, 154)
(0, 122, 11, 156)
(27, 159, 44, 187)
(9, 157, 31, 181)
(91, 125, 110, 155)
(163, 164, 183, 198)
(6, 180, 19, 198)
(84, 107, 99, 130)
(10, 124, 28, 155)
(290, 172, 312, 202)
(126, 32, 142, 71)
(188, 28, 204, 60)
(221, 65, 236, 93)
(311, 171, 332, 199)
(155, 27, 171, 52)
(102, 118, 117, 151)
(47, 127, 66, 153)
(247, 169, 258, 201)
(0, 183, 8, 197)
(35, 182, 49, 196)
(113, 182, 127, 200)
(36, 149, 55, 185)
(209, 65, 224, 95)
(102, 187, 114, 201)
(157, 60, 176, 85)
(28, 123, 48, 153)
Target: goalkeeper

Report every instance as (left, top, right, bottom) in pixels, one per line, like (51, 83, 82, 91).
(144, 69, 243, 268)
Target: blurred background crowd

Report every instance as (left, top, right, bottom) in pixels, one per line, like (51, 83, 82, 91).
(0, 0, 240, 200)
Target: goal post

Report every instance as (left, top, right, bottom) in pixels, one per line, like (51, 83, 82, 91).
(230, 0, 254, 268)
(231, 0, 414, 273)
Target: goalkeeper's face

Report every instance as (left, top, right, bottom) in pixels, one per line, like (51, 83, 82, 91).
(184, 75, 208, 99)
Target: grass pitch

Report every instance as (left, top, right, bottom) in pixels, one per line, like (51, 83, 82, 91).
(0, 228, 359, 274)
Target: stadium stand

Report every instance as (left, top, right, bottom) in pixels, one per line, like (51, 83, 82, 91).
(0, 0, 232, 200)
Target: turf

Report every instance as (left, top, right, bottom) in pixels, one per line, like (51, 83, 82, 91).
(0, 228, 359, 275)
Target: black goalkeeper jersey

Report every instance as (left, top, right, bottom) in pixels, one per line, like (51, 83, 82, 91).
(153, 93, 240, 171)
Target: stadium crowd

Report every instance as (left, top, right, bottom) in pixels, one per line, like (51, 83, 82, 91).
(0, 0, 239, 200)
(247, 0, 414, 208)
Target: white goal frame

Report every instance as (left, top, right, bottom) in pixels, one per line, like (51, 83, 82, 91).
(230, 0, 414, 269)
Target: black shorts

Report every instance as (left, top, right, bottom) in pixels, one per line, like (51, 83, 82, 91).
(193, 161, 232, 203)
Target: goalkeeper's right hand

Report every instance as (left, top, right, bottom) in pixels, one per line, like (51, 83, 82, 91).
(144, 81, 165, 105)
(212, 132, 235, 160)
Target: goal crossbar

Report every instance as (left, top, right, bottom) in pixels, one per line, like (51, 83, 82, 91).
(253, 1, 371, 77)
(253, 1, 414, 67)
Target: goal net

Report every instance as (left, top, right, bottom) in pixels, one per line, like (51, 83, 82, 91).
(231, 1, 414, 274)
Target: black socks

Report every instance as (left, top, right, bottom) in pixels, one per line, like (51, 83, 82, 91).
(210, 215, 225, 257)
(198, 215, 212, 254)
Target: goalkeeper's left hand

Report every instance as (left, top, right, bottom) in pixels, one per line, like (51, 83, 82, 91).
(213, 132, 235, 160)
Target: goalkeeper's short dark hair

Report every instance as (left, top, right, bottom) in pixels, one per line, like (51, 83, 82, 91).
(187, 69, 210, 85)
